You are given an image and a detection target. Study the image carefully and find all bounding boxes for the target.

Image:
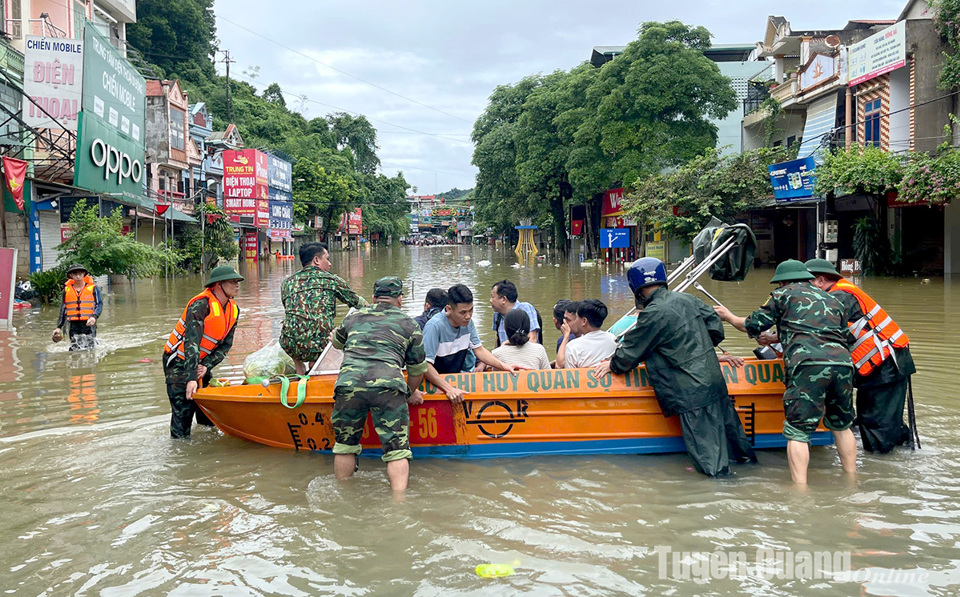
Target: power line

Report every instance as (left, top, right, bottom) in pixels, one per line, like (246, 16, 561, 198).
(217, 15, 472, 125)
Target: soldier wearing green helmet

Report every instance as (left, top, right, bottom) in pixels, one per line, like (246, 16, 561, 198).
(804, 258, 917, 453)
(713, 259, 858, 485)
(162, 265, 244, 438)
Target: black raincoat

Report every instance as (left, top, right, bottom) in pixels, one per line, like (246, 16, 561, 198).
(609, 287, 756, 475)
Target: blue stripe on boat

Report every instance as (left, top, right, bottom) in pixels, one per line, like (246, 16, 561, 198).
(353, 431, 834, 460)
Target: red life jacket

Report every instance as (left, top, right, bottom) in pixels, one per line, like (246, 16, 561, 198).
(64, 276, 97, 321)
(831, 278, 909, 376)
(164, 288, 239, 361)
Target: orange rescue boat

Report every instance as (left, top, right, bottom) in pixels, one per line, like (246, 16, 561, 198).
(194, 357, 830, 458)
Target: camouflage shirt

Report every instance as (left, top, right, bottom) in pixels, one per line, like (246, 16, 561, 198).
(744, 282, 854, 375)
(332, 303, 428, 396)
(163, 296, 237, 386)
(280, 266, 367, 362)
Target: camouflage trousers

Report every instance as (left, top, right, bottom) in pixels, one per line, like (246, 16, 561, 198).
(782, 365, 855, 443)
(332, 387, 411, 462)
(280, 326, 330, 364)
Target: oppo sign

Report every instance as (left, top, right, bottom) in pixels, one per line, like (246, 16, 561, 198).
(90, 137, 143, 185)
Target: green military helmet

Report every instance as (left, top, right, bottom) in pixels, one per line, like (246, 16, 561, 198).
(373, 276, 404, 298)
(804, 258, 842, 278)
(65, 263, 88, 275)
(769, 259, 815, 284)
(205, 265, 245, 287)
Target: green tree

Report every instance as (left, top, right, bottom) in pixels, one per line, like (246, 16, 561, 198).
(293, 155, 359, 239)
(626, 146, 795, 240)
(177, 203, 239, 271)
(58, 201, 180, 279)
(932, 0, 960, 89)
(327, 112, 380, 174)
(576, 21, 737, 188)
(471, 76, 543, 237)
(127, 0, 217, 81)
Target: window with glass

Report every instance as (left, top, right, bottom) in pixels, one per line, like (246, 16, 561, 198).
(863, 99, 882, 147)
(170, 107, 185, 150)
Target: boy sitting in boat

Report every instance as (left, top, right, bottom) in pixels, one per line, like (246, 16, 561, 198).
(559, 299, 618, 369)
(422, 284, 525, 403)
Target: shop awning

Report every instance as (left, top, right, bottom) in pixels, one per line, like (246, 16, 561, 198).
(796, 94, 838, 164)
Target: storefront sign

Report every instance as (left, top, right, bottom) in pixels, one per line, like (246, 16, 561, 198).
(769, 157, 817, 202)
(800, 53, 837, 91)
(74, 112, 145, 201)
(601, 188, 624, 217)
(347, 208, 362, 235)
(0, 248, 15, 326)
(82, 25, 145, 142)
(267, 153, 292, 192)
(268, 190, 293, 232)
(60, 223, 75, 242)
(849, 21, 906, 86)
(223, 149, 268, 221)
(22, 36, 83, 130)
(29, 200, 41, 273)
(243, 231, 258, 260)
(645, 241, 666, 261)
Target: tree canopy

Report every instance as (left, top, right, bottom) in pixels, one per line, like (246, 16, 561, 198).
(471, 21, 737, 253)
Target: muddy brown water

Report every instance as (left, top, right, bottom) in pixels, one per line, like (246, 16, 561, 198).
(1, 245, 957, 595)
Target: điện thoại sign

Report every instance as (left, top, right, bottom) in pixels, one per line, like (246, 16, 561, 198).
(22, 36, 83, 130)
(82, 23, 145, 143)
(74, 112, 145, 202)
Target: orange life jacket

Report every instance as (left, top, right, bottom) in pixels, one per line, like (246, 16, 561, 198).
(164, 289, 239, 362)
(831, 278, 909, 376)
(64, 276, 97, 321)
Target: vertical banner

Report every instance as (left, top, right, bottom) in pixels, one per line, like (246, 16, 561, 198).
(2, 157, 27, 211)
(243, 231, 258, 260)
(28, 201, 42, 273)
(22, 36, 83, 130)
(0, 248, 17, 327)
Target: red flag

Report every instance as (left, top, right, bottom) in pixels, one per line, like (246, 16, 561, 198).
(155, 204, 170, 216)
(571, 220, 583, 235)
(2, 157, 27, 211)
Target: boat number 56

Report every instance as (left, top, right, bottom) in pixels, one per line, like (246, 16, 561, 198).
(418, 408, 438, 439)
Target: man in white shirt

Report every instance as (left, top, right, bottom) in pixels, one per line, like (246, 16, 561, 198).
(561, 299, 618, 369)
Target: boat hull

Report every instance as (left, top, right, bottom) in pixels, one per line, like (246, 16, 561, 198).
(194, 358, 832, 459)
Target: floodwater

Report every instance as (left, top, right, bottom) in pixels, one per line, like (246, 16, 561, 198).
(1, 245, 958, 596)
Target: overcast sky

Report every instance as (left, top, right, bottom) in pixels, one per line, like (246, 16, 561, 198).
(213, 0, 908, 194)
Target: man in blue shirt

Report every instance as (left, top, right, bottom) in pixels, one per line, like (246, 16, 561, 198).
(490, 279, 541, 347)
(423, 284, 524, 402)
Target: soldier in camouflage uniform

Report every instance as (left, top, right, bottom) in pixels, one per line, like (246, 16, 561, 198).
(714, 260, 857, 485)
(281, 242, 367, 374)
(331, 277, 427, 491)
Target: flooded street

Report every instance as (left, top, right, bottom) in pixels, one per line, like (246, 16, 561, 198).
(2, 246, 959, 595)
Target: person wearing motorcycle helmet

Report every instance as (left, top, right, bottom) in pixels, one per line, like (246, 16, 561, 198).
(595, 258, 757, 476)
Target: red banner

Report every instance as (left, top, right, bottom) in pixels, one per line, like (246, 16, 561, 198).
(223, 149, 269, 224)
(155, 204, 170, 216)
(601, 188, 624, 217)
(571, 220, 583, 235)
(2, 157, 27, 211)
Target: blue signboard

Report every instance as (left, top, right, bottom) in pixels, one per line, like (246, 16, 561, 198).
(268, 187, 293, 231)
(267, 153, 292, 193)
(28, 201, 42, 273)
(769, 157, 817, 202)
(600, 228, 630, 249)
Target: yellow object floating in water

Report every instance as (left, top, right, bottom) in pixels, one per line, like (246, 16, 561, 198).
(476, 564, 515, 578)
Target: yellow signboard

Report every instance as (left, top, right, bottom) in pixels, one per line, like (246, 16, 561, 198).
(645, 241, 666, 261)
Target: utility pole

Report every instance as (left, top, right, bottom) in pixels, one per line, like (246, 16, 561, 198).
(219, 50, 235, 121)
